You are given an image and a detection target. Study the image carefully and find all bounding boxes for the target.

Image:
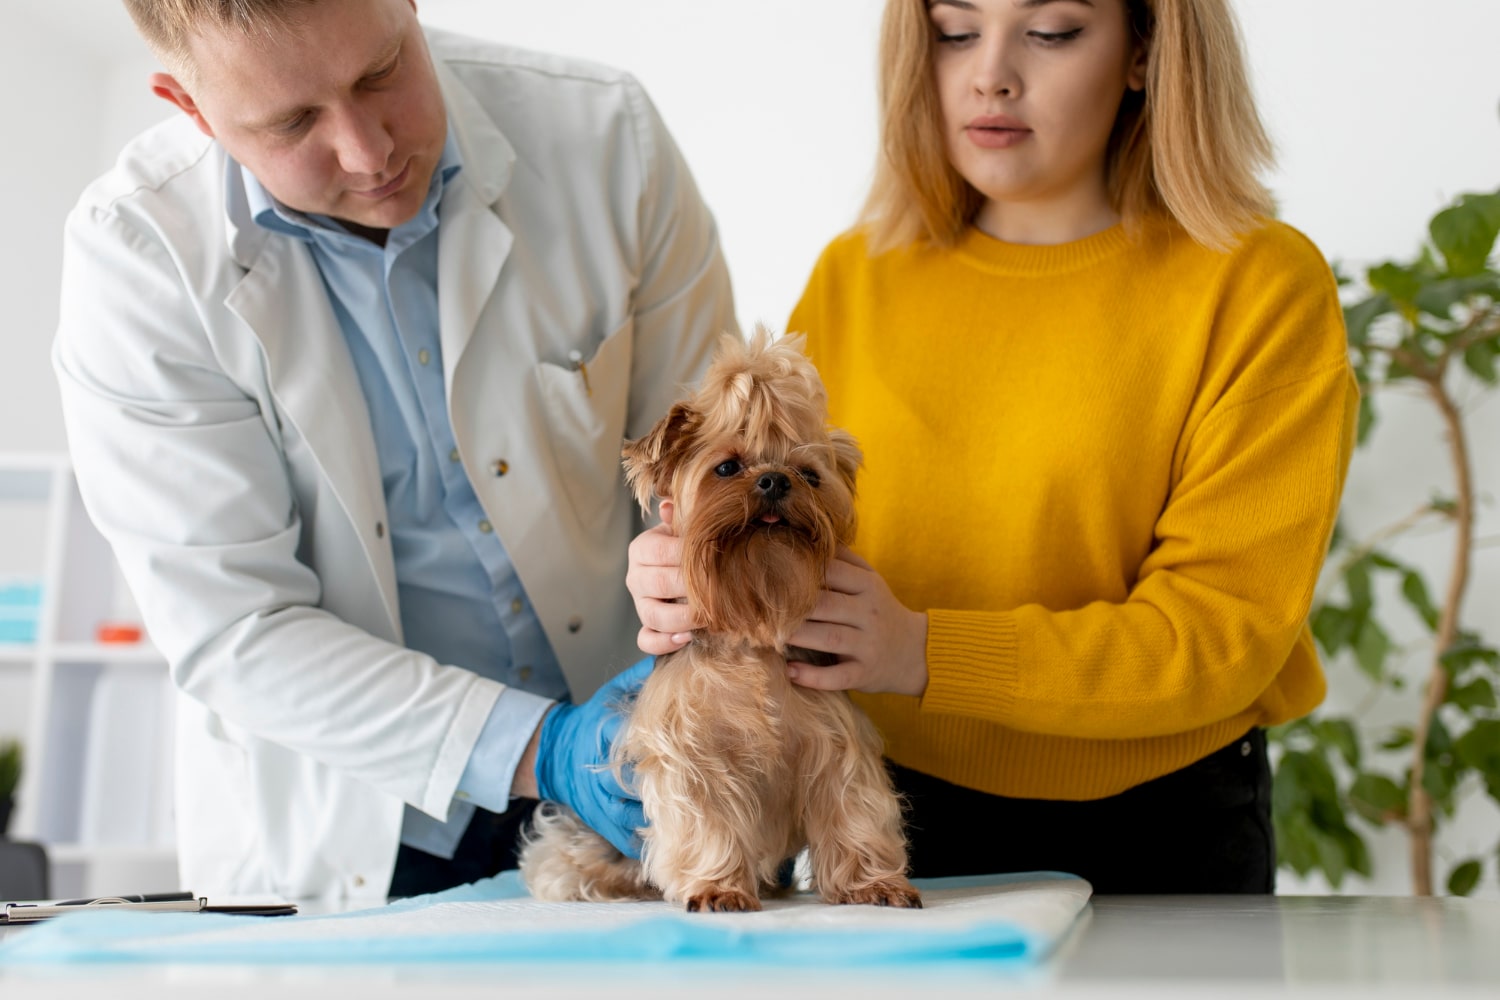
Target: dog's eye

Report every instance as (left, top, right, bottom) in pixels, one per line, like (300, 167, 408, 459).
(714, 459, 742, 478)
(798, 468, 821, 488)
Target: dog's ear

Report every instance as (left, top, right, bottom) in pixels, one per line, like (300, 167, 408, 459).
(622, 401, 698, 516)
(829, 427, 863, 495)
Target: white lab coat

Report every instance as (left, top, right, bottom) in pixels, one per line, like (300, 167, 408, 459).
(52, 30, 734, 900)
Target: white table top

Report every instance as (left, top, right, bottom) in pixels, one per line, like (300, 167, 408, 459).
(2, 894, 1497, 997)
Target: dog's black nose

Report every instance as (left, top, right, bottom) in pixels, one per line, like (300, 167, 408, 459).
(756, 472, 791, 502)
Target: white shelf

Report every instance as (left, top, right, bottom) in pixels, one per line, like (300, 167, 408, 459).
(51, 642, 165, 665)
(47, 843, 178, 865)
(1, 452, 178, 897)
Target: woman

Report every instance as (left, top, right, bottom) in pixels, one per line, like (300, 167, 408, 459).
(628, 0, 1357, 893)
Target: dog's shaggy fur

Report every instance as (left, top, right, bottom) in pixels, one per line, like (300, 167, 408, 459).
(519, 329, 919, 912)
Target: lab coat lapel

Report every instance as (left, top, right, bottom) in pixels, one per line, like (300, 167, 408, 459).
(436, 59, 516, 389)
(224, 233, 402, 634)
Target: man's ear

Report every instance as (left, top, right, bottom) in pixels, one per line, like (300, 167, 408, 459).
(150, 72, 216, 139)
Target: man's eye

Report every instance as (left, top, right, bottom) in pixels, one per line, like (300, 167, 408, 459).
(798, 468, 821, 488)
(276, 112, 314, 136)
(714, 459, 742, 478)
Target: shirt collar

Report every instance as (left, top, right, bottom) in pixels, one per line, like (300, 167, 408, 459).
(233, 125, 463, 246)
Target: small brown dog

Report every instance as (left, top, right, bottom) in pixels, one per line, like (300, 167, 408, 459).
(519, 328, 920, 912)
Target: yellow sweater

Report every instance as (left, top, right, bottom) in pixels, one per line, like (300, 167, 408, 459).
(787, 218, 1359, 800)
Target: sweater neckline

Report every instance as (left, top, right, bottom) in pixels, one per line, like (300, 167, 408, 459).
(953, 221, 1135, 276)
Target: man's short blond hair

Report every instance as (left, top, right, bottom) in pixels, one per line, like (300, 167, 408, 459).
(860, 0, 1275, 253)
(122, 0, 319, 79)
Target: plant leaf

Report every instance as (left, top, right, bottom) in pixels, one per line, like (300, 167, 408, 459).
(1400, 571, 1441, 631)
(1343, 294, 1390, 346)
(1430, 199, 1500, 277)
(1447, 859, 1482, 897)
(1348, 772, 1406, 825)
(1354, 618, 1391, 682)
(1380, 726, 1415, 751)
(1312, 604, 1354, 657)
(1449, 677, 1498, 712)
(1367, 261, 1424, 305)
(1465, 337, 1499, 384)
(1317, 718, 1362, 769)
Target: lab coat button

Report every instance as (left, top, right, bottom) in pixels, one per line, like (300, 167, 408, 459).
(375, 522, 385, 539)
(353, 874, 366, 888)
(567, 616, 583, 634)
(491, 459, 510, 477)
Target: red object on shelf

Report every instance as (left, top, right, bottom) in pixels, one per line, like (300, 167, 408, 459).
(95, 622, 144, 644)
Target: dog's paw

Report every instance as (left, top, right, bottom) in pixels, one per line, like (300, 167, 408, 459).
(829, 880, 923, 909)
(685, 888, 762, 913)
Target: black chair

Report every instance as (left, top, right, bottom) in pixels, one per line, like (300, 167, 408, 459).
(0, 840, 50, 901)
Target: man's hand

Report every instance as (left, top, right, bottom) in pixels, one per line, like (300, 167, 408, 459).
(786, 549, 929, 697)
(625, 500, 697, 655)
(532, 656, 655, 857)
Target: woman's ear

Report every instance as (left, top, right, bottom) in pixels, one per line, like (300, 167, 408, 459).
(1127, 37, 1149, 93)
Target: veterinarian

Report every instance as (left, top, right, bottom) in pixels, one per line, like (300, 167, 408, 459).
(628, 0, 1357, 893)
(54, 0, 734, 900)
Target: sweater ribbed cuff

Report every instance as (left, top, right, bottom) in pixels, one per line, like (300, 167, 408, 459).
(921, 609, 1019, 723)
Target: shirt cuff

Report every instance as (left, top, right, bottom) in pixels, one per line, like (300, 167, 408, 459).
(453, 686, 556, 813)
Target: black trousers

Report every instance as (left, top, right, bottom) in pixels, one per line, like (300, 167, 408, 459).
(388, 799, 539, 900)
(890, 729, 1275, 894)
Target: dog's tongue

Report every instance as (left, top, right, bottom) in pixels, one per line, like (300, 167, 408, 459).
(759, 513, 782, 525)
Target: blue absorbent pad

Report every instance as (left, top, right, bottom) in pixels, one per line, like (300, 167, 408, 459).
(0, 871, 1091, 966)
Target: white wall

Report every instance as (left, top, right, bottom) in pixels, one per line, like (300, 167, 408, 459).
(1, 0, 1495, 895)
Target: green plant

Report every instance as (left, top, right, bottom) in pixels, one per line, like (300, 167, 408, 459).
(0, 739, 20, 802)
(1270, 187, 1500, 897)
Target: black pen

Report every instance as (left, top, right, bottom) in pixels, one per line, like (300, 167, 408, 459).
(52, 891, 196, 906)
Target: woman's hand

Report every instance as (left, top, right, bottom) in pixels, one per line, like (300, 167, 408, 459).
(786, 548, 929, 697)
(625, 500, 697, 655)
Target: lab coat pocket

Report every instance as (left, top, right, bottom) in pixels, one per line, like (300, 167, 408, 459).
(534, 317, 635, 530)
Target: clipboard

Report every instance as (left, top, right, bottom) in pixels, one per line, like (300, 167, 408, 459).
(3, 893, 297, 924)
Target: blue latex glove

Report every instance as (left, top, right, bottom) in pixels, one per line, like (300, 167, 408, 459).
(534, 655, 654, 857)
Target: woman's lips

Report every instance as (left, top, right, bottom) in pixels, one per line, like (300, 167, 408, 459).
(965, 122, 1032, 149)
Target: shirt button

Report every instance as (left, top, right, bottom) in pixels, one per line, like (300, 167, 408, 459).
(455, 790, 471, 801)
(479, 520, 494, 534)
(1241, 741, 1252, 757)
(511, 598, 524, 615)
(518, 665, 534, 683)
(417, 348, 431, 366)
(375, 522, 385, 539)
(567, 616, 583, 634)
(491, 460, 510, 477)
(449, 447, 461, 463)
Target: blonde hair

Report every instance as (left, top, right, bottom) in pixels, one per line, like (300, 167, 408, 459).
(860, 0, 1275, 253)
(122, 0, 318, 79)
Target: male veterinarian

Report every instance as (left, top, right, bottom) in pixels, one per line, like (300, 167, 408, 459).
(54, 0, 734, 900)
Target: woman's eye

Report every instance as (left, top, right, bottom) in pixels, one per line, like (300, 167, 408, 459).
(798, 468, 822, 488)
(935, 30, 978, 46)
(1030, 28, 1084, 45)
(714, 459, 742, 478)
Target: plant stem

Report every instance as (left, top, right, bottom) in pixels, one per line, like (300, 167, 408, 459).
(1407, 377, 1475, 896)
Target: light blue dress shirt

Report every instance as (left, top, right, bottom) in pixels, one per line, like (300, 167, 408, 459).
(234, 131, 565, 859)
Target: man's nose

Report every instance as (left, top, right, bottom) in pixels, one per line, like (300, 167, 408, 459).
(333, 104, 395, 177)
